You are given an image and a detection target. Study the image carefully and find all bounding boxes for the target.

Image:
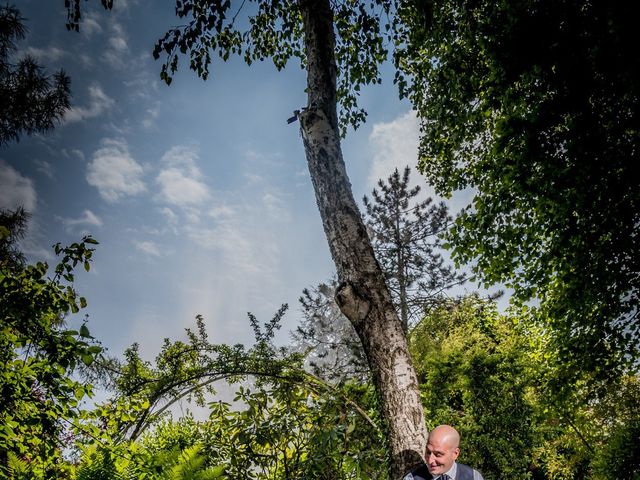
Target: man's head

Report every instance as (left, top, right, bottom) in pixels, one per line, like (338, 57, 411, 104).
(425, 425, 460, 476)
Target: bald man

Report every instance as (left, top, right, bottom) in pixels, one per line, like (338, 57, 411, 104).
(404, 425, 484, 480)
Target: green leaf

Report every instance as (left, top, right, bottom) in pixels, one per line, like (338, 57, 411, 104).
(81, 354, 94, 366)
(75, 386, 85, 400)
(79, 324, 90, 337)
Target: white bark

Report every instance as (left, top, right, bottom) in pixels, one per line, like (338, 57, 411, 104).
(298, 1, 428, 477)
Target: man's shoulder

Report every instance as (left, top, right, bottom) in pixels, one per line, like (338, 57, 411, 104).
(457, 462, 484, 480)
(404, 462, 483, 480)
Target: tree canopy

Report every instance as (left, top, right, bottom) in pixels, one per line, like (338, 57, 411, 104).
(395, 0, 640, 374)
(410, 295, 640, 479)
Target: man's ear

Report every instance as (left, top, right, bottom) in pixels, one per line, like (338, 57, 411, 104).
(453, 447, 460, 460)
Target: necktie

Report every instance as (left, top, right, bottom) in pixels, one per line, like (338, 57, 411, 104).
(440, 475, 449, 480)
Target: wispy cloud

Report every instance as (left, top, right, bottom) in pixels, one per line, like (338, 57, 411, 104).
(60, 209, 103, 233)
(0, 160, 37, 211)
(156, 146, 210, 209)
(78, 54, 94, 68)
(161, 206, 178, 223)
(66, 149, 86, 161)
(65, 83, 115, 123)
(262, 190, 291, 222)
(134, 240, 161, 256)
(208, 205, 235, 219)
(87, 138, 146, 202)
(186, 219, 279, 277)
(24, 46, 66, 62)
(103, 22, 129, 69)
(142, 105, 160, 129)
(243, 172, 264, 186)
(81, 12, 104, 38)
(35, 160, 54, 179)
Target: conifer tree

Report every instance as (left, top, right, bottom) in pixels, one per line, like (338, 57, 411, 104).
(364, 166, 464, 333)
(0, 5, 70, 146)
(294, 167, 462, 380)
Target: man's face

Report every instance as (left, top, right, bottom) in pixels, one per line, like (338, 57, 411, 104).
(425, 434, 460, 476)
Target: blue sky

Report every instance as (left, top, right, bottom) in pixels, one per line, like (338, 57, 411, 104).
(2, 0, 476, 362)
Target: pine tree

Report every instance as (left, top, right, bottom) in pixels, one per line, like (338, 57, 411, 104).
(294, 167, 463, 380)
(364, 166, 465, 333)
(0, 5, 70, 146)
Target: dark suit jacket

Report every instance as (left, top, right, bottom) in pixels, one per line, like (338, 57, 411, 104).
(408, 462, 476, 480)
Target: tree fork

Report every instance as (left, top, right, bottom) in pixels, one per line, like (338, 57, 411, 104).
(298, 0, 427, 476)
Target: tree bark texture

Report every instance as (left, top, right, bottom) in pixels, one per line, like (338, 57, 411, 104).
(298, 1, 427, 477)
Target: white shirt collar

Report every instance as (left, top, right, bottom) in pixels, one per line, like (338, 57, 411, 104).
(439, 462, 457, 479)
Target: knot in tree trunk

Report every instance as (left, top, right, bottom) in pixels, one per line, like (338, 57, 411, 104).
(335, 281, 371, 327)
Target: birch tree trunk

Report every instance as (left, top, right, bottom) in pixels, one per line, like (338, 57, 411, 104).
(298, 1, 427, 477)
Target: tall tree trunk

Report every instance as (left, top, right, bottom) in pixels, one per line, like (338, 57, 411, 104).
(298, 1, 427, 477)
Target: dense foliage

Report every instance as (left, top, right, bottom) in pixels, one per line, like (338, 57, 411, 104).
(69, 309, 389, 479)
(411, 296, 640, 479)
(395, 0, 640, 376)
(411, 297, 537, 478)
(0, 230, 101, 478)
(0, 207, 29, 270)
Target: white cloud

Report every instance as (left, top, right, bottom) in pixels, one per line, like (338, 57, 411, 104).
(156, 169, 210, 208)
(103, 22, 129, 69)
(161, 207, 178, 223)
(161, 145, 200, 173)
(134, 240, 161, 257)
(87, 138, 146, 202)
(208, 205, 235, 218)
(142, 106, 160, 129)
(24, 46, 66, 62)
(61, 209, 103, 232)
(65, 84, 115, 123)
(0, 160, 37, 211)
(80, 13, 103, 38)
(109, 35, 128, 53)
(156, 146, 210, 208)
(368, 110, 476, 215)
(71, 149, 85, 161)
(35, 160, 54, 179)
(368, 110, 421, 189)
(157, 207, 179, 235)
